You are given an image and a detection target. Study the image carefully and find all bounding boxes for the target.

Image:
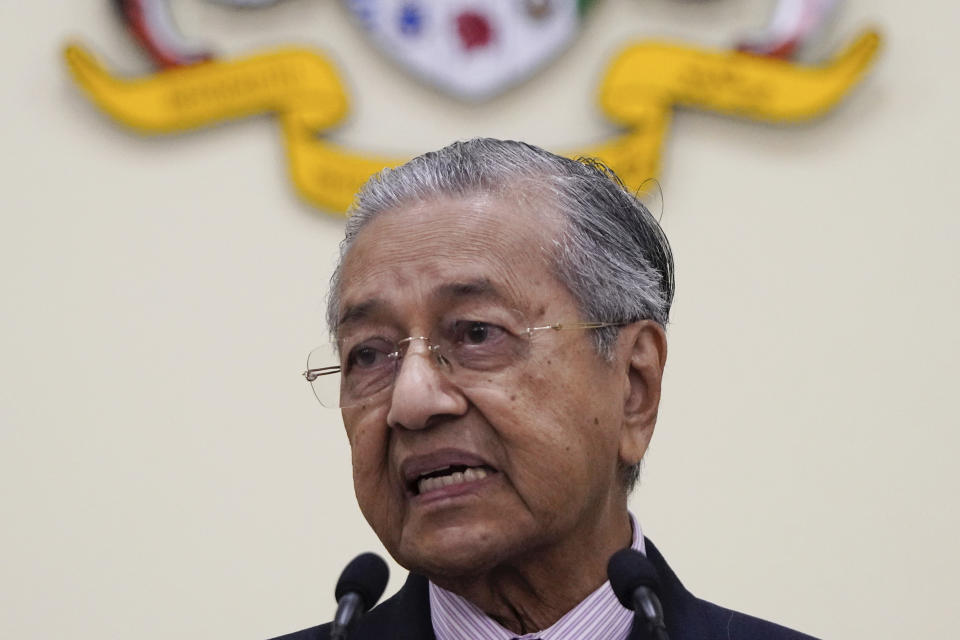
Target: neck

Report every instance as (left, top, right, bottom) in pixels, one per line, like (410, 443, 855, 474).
(432, 508, 633, 635)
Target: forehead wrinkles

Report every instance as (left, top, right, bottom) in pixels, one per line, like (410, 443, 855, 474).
(338, 194, 563, 320)
(340, 239, 529, 318)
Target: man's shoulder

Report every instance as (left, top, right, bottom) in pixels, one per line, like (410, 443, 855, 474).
(678, 595, 818, 640)
(268, 573, 433, 640)
(644, 538, 819, 640)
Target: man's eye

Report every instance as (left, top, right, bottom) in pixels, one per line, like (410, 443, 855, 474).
(452, 321, 506, 345)
(345, 340, 394, 370)
(465, 322, 489, 344)
(353, 346, 379, 366)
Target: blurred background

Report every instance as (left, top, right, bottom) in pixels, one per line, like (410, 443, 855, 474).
(1, 0, 957, 638)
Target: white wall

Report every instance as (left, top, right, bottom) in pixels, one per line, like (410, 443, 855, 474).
(1, 0, 957, 638)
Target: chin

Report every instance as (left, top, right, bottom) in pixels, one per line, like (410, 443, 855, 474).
(396, 523, 526, 581)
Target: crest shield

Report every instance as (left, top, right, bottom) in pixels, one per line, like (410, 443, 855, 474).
(344, 0, 595, 100)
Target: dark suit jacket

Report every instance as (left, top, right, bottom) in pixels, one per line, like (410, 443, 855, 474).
(271, 539, 818, 640)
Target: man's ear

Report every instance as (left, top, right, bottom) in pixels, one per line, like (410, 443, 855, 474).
(619, 320, 668, 467)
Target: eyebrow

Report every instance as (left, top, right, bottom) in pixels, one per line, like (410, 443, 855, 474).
(433, 278, 507, 303)
(336, 278, 515, 331)
(337, 299, 385, 331)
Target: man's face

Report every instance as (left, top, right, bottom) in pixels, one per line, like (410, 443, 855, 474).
(335, 192, 635, 579)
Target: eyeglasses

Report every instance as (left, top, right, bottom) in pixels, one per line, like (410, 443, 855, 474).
(303, 320, 623, 408)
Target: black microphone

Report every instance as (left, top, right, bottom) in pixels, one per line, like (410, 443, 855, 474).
(330, 552, 390, 640)
(608, 548, 670, 640)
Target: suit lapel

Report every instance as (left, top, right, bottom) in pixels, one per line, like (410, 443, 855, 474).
(379, 573, 435, 640)
(627, 538, 714, 640)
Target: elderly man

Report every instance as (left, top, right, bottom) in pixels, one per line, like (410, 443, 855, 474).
(276, 139, 814, 640)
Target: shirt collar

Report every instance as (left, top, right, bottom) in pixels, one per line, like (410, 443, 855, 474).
(429, 513, 645, 640)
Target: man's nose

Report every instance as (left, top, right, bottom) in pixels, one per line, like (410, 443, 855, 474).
(385, 345, 467, 430)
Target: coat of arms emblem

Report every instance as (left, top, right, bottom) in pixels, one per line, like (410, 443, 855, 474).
(343, 0, 596, 100)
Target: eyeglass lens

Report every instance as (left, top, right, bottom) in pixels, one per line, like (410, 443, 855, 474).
(307, 320, 532, 408)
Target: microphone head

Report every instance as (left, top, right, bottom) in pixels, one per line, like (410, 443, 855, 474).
(334, 552, 390, 612)
(607, 548, 661, 610)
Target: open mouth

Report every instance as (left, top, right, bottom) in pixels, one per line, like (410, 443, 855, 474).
(409, 464, 497, 496)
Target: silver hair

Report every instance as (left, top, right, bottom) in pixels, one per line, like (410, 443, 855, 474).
(326, 138, 675, 490)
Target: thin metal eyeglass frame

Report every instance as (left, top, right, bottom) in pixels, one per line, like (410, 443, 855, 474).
(301, 321, 624, 384)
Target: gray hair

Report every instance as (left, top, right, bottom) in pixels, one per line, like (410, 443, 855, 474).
(326, 138, 675, 490)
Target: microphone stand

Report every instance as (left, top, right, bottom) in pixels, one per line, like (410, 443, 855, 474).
(632, 586, 669, 640)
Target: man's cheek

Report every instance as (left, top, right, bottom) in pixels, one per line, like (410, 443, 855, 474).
(352, 461, 395, 521)
(348, 418, 385, 462)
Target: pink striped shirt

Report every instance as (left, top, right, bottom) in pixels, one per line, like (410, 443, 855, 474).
(428, 514, 645, 640)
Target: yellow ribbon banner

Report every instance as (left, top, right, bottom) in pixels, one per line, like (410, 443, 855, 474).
(64, 30, 881, 216)
(64, 43, 348, 132)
